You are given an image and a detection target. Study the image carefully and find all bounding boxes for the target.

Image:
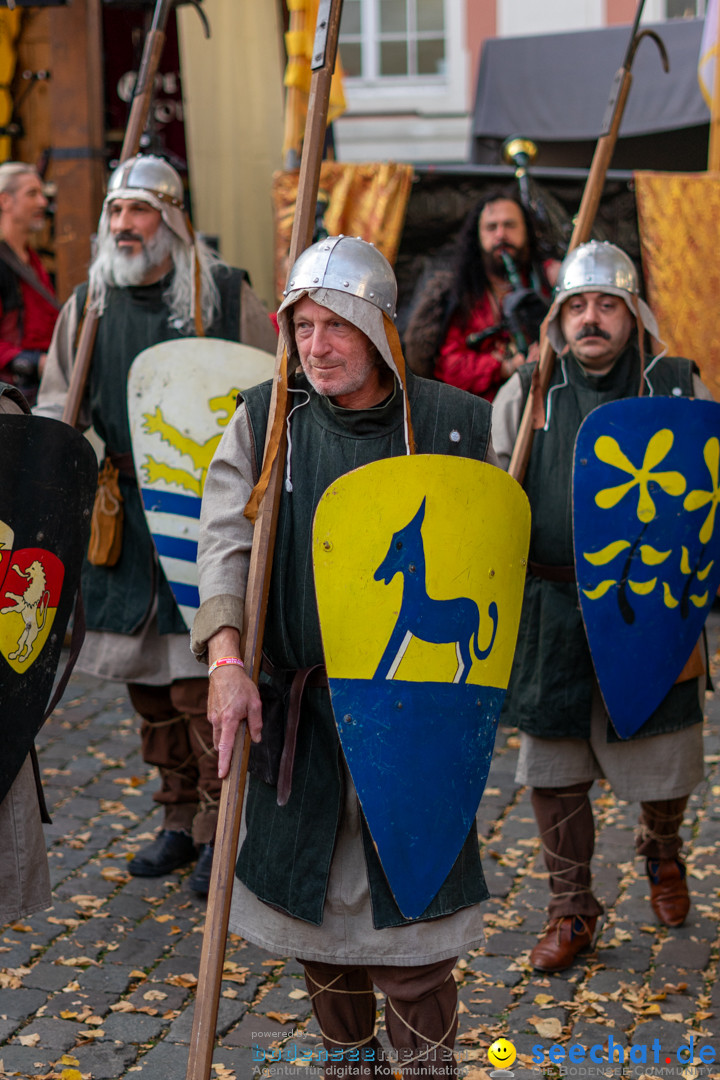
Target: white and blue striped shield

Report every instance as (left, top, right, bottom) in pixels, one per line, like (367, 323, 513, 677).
(128, 338, 275, 630)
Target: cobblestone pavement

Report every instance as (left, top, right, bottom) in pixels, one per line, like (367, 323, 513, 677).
(1, 614, 718, 1080)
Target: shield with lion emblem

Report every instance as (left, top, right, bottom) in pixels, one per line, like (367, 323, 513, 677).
(0, 414, 97, 804)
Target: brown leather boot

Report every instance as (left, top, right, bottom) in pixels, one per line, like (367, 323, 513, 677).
(530, 915, 597, 973)
(647, 858, 690, 927)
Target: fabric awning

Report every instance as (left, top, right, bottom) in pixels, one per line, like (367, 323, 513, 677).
(472, 18, 709, 168)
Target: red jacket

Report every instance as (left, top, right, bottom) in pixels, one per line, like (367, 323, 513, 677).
(0, 248, 58, 379)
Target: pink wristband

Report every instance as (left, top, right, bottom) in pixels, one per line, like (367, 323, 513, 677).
(208, 655, 245, 676)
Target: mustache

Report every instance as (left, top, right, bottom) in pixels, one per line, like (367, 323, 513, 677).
(115, 230, 144, 245)
(576, 324, 611, 341)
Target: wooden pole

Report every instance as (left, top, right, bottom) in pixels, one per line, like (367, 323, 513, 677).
(185, 3, 344, 1078)
(708, 0, 720, 170)
(507, 0, 669, 484)
(61, 0, 174, 427)
(48, 0, 105, 303)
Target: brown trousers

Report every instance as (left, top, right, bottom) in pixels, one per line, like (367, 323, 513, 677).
(300, 958, 458, 1079)
(127, 678, 220, 845)
(531, 783, 689, 920)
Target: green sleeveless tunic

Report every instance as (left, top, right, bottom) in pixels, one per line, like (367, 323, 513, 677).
(503, 346, 703, 743)
(237, 370, 494, 928)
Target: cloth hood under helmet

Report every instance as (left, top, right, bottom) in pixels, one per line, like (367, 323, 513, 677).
(244, 236, 415, 523)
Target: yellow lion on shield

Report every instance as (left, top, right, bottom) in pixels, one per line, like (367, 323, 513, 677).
(0, 559, 50, 662)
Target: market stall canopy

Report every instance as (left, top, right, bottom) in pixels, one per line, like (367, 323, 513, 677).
(472, 18, 709, 171)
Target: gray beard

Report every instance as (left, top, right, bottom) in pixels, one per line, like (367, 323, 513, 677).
(99, 226, 174, 287)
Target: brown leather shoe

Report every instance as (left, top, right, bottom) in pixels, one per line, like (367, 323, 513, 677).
(530, 916, 597, 973)
(647, 858, 690, 927)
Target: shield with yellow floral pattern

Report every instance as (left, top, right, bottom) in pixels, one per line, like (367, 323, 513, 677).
(573, 397, 720, 739)
(313, 455, 530, 919)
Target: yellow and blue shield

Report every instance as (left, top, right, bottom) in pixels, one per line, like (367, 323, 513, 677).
(128, 338, 275, 629)
(573, 396, 720, 739)
(313, 455, 530, 918)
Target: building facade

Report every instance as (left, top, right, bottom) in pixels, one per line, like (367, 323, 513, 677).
(334, 0, 707, 164)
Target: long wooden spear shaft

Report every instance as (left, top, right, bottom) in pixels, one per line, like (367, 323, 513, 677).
(185, 3, 344, 1078)
(508, 0, 667, 483)
(61, 0, 174, 427)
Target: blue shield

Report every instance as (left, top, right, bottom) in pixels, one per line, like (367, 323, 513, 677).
(573, 396, 720, 739)
(313, 455, 530, 919)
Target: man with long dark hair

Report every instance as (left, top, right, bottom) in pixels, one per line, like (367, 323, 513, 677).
(405, 189, 558, 401)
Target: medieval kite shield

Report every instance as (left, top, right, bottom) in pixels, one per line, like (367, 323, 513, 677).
(573, 396, 720, 739)
(313, 455, 530, 919)
(128, 338, 275, 630)
(0, 414, 97, 804)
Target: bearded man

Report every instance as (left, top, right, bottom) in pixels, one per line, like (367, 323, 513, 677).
(36, 155, 276, 895)
(404, 189, 559, 401)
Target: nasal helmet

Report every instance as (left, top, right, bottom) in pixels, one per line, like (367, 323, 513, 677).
(102, 154, 192, 247)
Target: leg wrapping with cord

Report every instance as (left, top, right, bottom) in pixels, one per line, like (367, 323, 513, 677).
(531, 783, 603, 920)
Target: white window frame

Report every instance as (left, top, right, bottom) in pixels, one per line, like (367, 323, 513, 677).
(641, 0, 706, 18)
(339, 0, 469, 116)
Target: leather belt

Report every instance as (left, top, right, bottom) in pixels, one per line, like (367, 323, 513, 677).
(262, 656, 328, 807)
(528, 561, 576, 583)
(106, 450, 136, 480)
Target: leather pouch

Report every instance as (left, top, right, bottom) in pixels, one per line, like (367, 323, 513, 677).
(87, 458, 124, 567)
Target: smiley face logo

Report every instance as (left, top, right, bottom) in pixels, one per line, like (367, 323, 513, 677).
(488, 1038, 517, 1069)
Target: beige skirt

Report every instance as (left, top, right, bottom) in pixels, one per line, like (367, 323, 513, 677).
(0, 756, 51, 923)
(516, 682, 705, 801)
(229, 762, 486, 965)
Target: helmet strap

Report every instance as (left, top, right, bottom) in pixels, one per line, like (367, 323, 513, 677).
(632, 295, 645, 396)
(382, 312, 416, 454)
(243, 347, 290, 524)
(186, 219, 205, 338)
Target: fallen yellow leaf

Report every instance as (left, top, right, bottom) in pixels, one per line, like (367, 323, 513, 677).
(18, 1033, 40, 1046)
(529, 1015, 563, 1038)
(265, 1011, 296, 1024)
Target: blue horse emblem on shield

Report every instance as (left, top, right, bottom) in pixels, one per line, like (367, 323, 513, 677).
(373, 498, 498, 684)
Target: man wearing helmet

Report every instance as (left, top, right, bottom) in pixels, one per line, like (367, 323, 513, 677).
(492, 241, 712, 973)
(36, 155, 276, 896)
(192, 236, 499, 1078)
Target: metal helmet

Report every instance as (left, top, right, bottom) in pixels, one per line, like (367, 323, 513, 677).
(547, 240, 659, 353)
(279, 235, 397, 318)
(102, 154, 192, 247)
(277, 235, 401, 386)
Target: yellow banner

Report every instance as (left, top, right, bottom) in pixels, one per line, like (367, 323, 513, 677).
(0, 10, 20, 164)
(635, 171, 720, 401)
(283, 0, 346, 162)
(272, 160, 414, 303)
